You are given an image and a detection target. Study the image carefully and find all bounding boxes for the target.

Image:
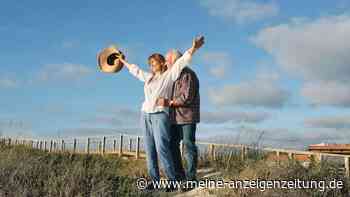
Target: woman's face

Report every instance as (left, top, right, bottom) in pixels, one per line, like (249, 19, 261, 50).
(149, 58, 164, 73)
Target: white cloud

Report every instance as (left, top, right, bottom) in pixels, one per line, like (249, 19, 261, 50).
(301, 81, 350, 107)
(62, 41, 76, 49)
(0, 120, 25, 128)
(83, 116, 124, 126)
(208, 75, 289, 108)
(253, 15, 350, 82)
(200, 126, 350, 150)
(0, 119, 33, 137)
(202, 111, 270, 124)
(36, 63, 92, 82)
(84, 107, 140, 127)
(54, 128, 141, 138)
(199, 51, 233, 78)
(0, 77, 18, 88)
(305, 115, 350, 129)
(198, 0, 279, 24)
(209, 65, 227, 78)
(253, 14, 350, 107)
(255, 67, 280, 81)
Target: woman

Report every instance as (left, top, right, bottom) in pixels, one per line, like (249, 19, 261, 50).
(118, 36, 204, 187)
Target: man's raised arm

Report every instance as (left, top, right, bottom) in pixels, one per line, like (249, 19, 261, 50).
(169, 35, 205, 82)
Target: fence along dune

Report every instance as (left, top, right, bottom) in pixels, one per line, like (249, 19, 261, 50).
(1, 133, 350, 177)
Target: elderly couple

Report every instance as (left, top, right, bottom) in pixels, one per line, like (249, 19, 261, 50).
(119, 36, 203, 191)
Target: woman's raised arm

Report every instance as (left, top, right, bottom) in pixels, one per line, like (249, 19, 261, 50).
(119, 58, 151, 82)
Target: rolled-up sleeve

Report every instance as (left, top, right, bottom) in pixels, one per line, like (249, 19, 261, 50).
(169, 51, 192, 82)
(128, 64, 151, 82)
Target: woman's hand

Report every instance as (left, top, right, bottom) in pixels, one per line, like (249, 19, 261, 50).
(118, 56, 133, 70)
(156, 97, 170, 107)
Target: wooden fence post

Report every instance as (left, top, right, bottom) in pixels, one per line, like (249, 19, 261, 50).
(61, 140, 64, 152)
(276, 151, 280, 165)
(73, 139, 77, 153)
(44, 141, 47, 151)
(86, 138, 90, 154)
(317, 153, 323, 163)
(209, 144, 215, 160)
(241, 145, 246, 160)
(54, 141, 57, 152)
(49, 140, 53, 152)
(136, 136, 140, 159)
(98, 141, 102, 154)
(129, 138, 132, 152)
(288, 152, 293, 160)
(119, 135, 123, 156)
(102, 136, 106, 155)
(113, 139, 117, 153)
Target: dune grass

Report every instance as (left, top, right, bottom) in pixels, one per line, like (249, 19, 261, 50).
(198, 148, 350, 197)
(1, 142, 350, 196)
(0, 143, 152, 197)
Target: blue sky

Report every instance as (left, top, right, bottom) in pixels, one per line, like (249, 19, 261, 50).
(1, 0, 350, 149)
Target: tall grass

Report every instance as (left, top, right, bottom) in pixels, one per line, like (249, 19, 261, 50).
(199, 147, 350, 197)
(0, 143, 151, 197)
(1, 141, 350, 196)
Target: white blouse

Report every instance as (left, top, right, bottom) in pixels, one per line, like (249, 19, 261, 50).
(127, 51, 192, 114)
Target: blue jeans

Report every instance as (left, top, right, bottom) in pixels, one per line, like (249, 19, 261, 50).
(141, 112, 176, 181)
(170, 124, 198, 181)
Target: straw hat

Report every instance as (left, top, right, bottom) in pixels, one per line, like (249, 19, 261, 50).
(97, 46, 125, 73)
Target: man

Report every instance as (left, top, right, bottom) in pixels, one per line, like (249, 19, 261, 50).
(157, 49, 200, 183)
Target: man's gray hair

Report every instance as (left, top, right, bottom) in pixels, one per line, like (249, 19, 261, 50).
(169, 49, 183, 61)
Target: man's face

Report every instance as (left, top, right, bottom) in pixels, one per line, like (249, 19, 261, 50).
(165, 52, 174, 68)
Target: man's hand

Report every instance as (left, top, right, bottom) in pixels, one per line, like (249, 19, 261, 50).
(193, 36, 205, 49)
(156, 97, 170, 107)
(188, 35, 205, 55)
